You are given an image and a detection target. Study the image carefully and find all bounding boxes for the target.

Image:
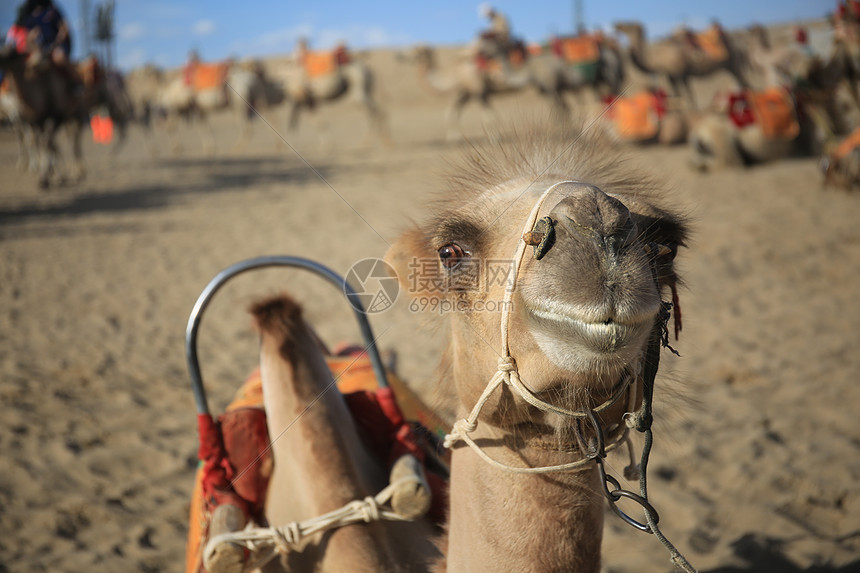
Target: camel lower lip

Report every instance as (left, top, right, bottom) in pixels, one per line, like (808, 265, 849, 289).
(524, 306, 650, 354)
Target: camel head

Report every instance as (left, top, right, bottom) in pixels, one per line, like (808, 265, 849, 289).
(613, 21, 645, 42)
(387, 126, 687, 433)
(404, 45, 436, 71)
(748, 24, 771, 50)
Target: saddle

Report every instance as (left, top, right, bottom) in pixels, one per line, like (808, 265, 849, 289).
(551, 35, 600, 65)
(822, 124, 860, 189)
(728, 87, 800, 141)
(605, 89, 667, 142)
(302, 47, 350, 78)
(192, 62, 229, 92)
(185, 350, 448, 573)
(693, 27, 729, 62)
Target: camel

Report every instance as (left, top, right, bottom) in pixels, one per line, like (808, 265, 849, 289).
(153, 60, 283, 153)
(745, 25, 813, 89)
(688, 43, 845, 170)
(405, 44, 623, 140)
(0, 45, 85, 188)
(192, 124, 694, 572)
(266, 54, 389, 147)
(614, 21, 749, 109)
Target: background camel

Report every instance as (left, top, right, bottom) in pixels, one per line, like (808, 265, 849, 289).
(614, 21, 749, 108)
(0, 45, 86, 188)
(688, 40, 846, 170)
(153, 60, 282, 153)
(404, 44, 622, 139)
(265, 54, 389, 147)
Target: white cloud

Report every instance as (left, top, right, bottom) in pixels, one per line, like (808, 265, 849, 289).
(119, 22, 145, 41)
(229, 23, 410, 57)
(118, 47, 147, 70)
(193, 19, 217, 37)
(317, 25, 412, 49)
(229, 24, 314, 55)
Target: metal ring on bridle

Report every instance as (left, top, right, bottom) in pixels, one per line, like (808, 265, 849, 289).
(597, 457, 659, 533)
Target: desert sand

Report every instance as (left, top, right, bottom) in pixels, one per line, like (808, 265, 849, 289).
(1, 31, 859, 572)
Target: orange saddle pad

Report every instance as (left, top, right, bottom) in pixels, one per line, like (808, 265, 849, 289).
(558, 36, 600, 64)
(832, 125, 860, 162)
(303, 51, 340, 77)
(695, 27, 728, 61)
(612, 91, 661, 142)
(748, 88, 800, 141)
(192, 63, 228, 91)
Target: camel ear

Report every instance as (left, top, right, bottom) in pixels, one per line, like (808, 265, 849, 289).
(384, 227, 438, 299)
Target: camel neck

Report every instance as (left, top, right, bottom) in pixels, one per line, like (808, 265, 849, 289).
(627, 35, 654, 75)
(445, 423, 604, 572)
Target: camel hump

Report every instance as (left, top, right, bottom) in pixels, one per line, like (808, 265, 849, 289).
(695, 27, 729, 61)
(249, 294, 307, 349)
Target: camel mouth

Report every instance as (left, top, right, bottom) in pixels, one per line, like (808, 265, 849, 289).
(522, 300, 656, 372)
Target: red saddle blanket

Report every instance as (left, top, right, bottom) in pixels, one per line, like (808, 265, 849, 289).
(185, 351, 448, 573)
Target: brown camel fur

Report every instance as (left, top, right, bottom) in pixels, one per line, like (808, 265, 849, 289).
(615, 21, 749, 109)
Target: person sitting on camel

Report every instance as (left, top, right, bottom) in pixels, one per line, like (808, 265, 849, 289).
(477, 4, 512, 63)
(13, 0, 79, 88)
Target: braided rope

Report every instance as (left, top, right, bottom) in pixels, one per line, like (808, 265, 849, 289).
(202, 476, 421, 573)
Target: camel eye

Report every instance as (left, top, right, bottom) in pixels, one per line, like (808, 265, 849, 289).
(438, 243, 466, 269)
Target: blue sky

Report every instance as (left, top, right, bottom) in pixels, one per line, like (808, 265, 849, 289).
(1, 0, 832, 70)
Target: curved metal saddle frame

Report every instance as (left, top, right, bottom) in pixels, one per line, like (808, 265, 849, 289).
(185, 255, 389, 416)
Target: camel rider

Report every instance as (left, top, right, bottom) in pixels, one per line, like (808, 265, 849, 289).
(477, 4, 512, 62)
(19, 0, 72, 64)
